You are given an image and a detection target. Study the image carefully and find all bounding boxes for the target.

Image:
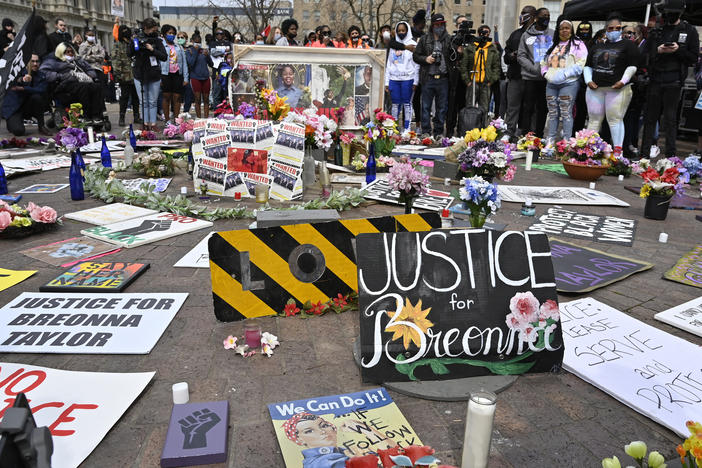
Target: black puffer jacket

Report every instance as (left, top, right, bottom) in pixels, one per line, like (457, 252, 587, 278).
(40, 53, 96, 85)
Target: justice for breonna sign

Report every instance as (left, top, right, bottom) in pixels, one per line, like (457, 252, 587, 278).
(356, 229, 564, 383)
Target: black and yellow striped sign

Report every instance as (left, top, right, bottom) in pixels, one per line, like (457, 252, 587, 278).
(208, 213, 440, 321)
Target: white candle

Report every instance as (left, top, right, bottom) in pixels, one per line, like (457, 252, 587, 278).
(659, 232, 668, 243)
(618, 175, 624, 182)
(462, 392, 496, 468)
(180, 186, 188, 195)
(87, 127, 95, 144)
(589, 182, 596, 190)
(525, 151, 533, 171)
(172, 382, 189, 404)
(444, 177, 451, 186)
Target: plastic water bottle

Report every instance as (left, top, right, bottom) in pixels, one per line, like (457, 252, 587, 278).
(69, 153, 84, 200)
(129, 123, 137, 149)
(100, 135, 112, 168)
(365, 143, 376, 184)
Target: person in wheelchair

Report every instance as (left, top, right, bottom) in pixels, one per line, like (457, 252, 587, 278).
(40, 42, 107, 126)
(1, 54, 51, 136)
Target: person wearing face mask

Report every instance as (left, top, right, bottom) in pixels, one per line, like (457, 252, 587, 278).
(504, 6, 536, 138)
(460, 25, 501, 128)
(377, 25, 392, 50)
(159, 25, 189, 124)
(112, 21, 141, 126)
(413, 13, 452, 139)
(276, 18, 299, 46)
(622, 24, 648, 156)
(346, 26, 369, 49)
(79, 29, 106, 85)
(572, 20, 595, 138)
(48, 18, 71, 54)
(584, 14, 640, 152)
(576, 21, 594, 48)
(186, 33, 213, 118)
(128, 17, 167, 131)
(385, 21, 419, 134)
(641, 0, 699, 158)
(2, 54, 50, 136)
(517, 7, 554, 138)
(254, 34, 265, 45)
(266, 26, 282, 45)
(177, 31, 195, 114)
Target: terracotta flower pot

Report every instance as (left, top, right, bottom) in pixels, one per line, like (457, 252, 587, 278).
(562, 161, 609, 181)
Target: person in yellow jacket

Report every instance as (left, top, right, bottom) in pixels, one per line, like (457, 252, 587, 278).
(459, 25, 501, 126)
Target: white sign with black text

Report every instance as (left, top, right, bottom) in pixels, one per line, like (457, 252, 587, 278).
(655, 297, 702, 338)
(529, 207, 637, 246)
(174, 232, 213, 268)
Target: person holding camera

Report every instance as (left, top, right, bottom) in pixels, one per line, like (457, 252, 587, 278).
(160, 24, 189, 124)
(504, 6, 536, 138)
(445, 16, 469, 137)
(641, 0, 699, 158)
(460, 25, 501, 128)
(112, 19, 140, 126)
(186, 33, 213, 118)
(413, 13, 452, 139)
(128, 17, 167, 131)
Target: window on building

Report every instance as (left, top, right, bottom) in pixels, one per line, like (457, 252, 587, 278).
(467, 0, 472, 6)
(303, 10, 311, 20)
(314, 11, 321, 20)
(454, 0, 460, 4)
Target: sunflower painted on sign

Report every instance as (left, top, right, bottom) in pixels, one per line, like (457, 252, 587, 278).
(385, 298, 434, 350)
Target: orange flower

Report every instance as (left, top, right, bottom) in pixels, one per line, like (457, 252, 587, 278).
(677, 444, 686, 463)
(385, 298, 434, 350)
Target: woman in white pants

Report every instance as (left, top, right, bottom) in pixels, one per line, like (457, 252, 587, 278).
(583, 13, 639, 152)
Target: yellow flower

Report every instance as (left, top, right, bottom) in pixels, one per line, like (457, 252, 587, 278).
(601, 456, 621, 468)
(10, 216, 32, 227)
(385, 298, 434, 350)
(465, 128, 481, 143)
(647, 451, 666, 468)
(639, 185, 651, 198)
(624, 441, 647, 461)
(481, 126, 497, 142)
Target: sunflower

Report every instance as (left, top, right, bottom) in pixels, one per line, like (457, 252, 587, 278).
(385, 298, 434, 350)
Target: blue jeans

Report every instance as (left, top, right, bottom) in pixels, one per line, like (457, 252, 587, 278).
(546, 80, 580, 141)
(134, 78, 161, 124)
(389, 79, 414, 130)
(420, 76, 448, 136)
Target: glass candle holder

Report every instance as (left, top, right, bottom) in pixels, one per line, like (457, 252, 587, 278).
(244, 321, 262, 349)
(461, 390, 497, 468)
(255, 184, 269, 203)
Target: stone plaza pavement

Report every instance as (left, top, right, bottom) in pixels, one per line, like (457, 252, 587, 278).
(1, 112, 702, 467)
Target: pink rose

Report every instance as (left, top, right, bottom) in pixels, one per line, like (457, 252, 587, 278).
(0, 199, 9, 209)
(538, 299, 560, 321)
(0, 211, 11, 230)
(509, 292, 540, 324)
(26, 201, 38, 213)
(30, 206, 57, 224)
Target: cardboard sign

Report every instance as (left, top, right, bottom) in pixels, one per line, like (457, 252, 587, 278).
(0, 362, 153, 468)
(529, 208, 637, 246)
(21, 237, 120, 267)
(174, 233, 214, 268)
(2, 156, 73, 172)
(81, 213, 213, 248)
(357, 230, 563, 383)
(269, 388, 421, 467)
(209, 213, 440, 321)
(499, 185, 629, 207)
(561, 298, 702, 437)
(64, 203, 158, 225)
(16, 183, 68, 194)
(120, 178, 172, 193)
(40, 262, 149, 292)
(549, 239, 652, 293)
(268, 157, 303, 201)
(0, 292, 187, 354)
(655, 297, 702, 337)
(363, 179, 454, 211)
(664, 245, 702, 289)
(161, 400, 228, 467)
(0, 268, 36, 292)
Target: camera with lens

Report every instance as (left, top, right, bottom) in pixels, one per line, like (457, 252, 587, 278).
(452, 19, 477, 46)
(132, 28, 149, 51)
(431, 51, 442, 65)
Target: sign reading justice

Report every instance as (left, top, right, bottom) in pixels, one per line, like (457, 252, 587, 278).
(357, 230, 564, 383)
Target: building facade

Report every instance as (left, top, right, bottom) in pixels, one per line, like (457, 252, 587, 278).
(0, 0, 154, 53)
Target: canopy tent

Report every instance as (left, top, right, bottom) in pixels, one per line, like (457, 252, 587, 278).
(562, 0, 702, 25)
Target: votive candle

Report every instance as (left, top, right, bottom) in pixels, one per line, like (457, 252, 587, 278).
(659, 232, 668, 243)
(180, 186, 187, 195)
(618, 175, 624, 182)
(244, 321, 262, 349)
(589, 182, 596, 190)
(525, 151, 533, 171)
(461, 391, 497, 468)
(172, 382, 189, 405)
(255, 184, 269, 203)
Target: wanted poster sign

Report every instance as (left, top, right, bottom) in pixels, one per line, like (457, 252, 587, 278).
(205, 119, 228, 135)
(192, 118, 207, 145)
(0, 292, 188, 354)
(0, 362, 154, 468)
(228, 119, 257, 148)
(272, 122, 305, 165)
(255, 121, 275, 148)
(194, 156, 227, 196)
(268, 158, 303, 201)
(201, 132, 230, 160)
(223, 171, 248, 197)
(243, 173, 273, 197)
(529, 208, 637, 246)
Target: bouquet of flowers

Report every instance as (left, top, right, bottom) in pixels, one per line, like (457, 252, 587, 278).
(61, 103, 85, 129)
(236, 101, 257, 119)
(54, 127, 88, 151)
(132, 148, 177, 178)
(516, 132, 543, 152)
(488, 117, 509, 141)
(213, 98, 234, 117)
(606, 154, 632, 177)
(454, 176, 501, 227)
(364, 108, 399, 156)
(633, 157, 688, 198)
(683, 155, 702, 181)
(351, 153, 394, 171)
(0, 200, 59, 237)
(254, 80, 290, 121)
(163, 114, 195, 139)
(387, 157, 430, 211)
(285, 107, 337, 151)
(456, 136, 516, 181)
(555, 129, 612, 166)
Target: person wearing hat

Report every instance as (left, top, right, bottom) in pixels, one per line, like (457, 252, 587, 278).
(0, 18, 14, 58)
(413, 13, 452, 139)
(412, 9, 426, 40)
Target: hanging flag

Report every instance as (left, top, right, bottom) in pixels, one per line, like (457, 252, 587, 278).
(262, 24, 271, 38)
(0, 8, 35, 104)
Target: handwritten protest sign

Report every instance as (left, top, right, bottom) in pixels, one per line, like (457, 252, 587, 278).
(0, 292, 187, 354)
(655, 297, 702, 338)
(549, 239, 652, 293)
(363, 179, 454, 211)
(561, 298, 702, 437)
(357, 230, 563, 383)
(268, 388, 421, 467)
(40, 262, 150, 292)
(0, 362, 153, 468)
(529, 208, 637, 246)
(664, 245, 702, 289)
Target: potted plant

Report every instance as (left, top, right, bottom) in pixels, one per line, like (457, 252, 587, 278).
(632, 158, 688, 220)
(517, 132, 544, 162)
(387, 157, 430, 213)
(452, 176, 501, 228)
(555, 129, 612, 181)
(456, 126, 516, 182)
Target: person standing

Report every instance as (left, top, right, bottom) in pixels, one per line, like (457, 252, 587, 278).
(572, 20, 595, 132)
(113, 23, 140, 126)
(504, 6, 536, 138)
(160, 24, 189, 124)
(413, 13, 452, 139)
(79, 29, 106, 91)
(541, 20, 587, 142)
(622, 24, 648, 157)
(641, 0, 700, 157)
(346, 26, 369, 49)
(385, 21, 419, 134)
(48, 18, 71, 52)
(584, 14, 640, 152)
(128, 18, 167, 131)
(446, 15, 469, 137)
(186, 33, 213, 118)
(460, 25, 501, 128)
(517, 7, 554, 138)
(276, 19, 299, 46)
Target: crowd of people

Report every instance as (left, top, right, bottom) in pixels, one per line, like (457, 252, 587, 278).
(1, 2, 701, 157)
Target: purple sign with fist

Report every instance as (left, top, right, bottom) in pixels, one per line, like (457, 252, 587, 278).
(161, 400, 229, 467)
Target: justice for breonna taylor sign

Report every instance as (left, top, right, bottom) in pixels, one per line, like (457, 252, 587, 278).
(357, 229, 564, 383)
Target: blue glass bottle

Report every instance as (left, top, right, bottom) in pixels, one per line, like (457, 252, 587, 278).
(100, 135, 112, 168)
(365, 142, 377, 184)
(129, 124, 137, 150)
(0, 162, 8, 195)
(75, 148, 86, 179)
(69, 152, 84, 200)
